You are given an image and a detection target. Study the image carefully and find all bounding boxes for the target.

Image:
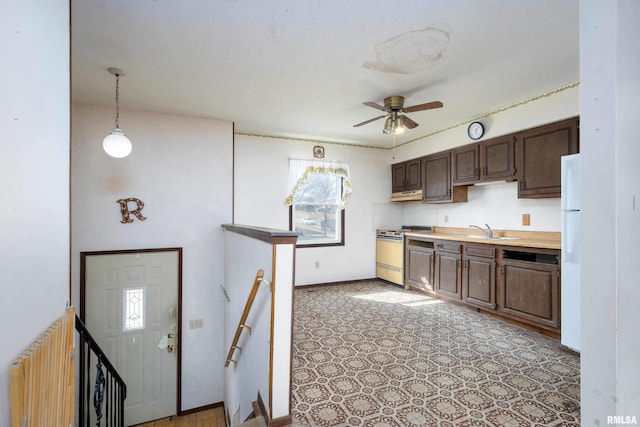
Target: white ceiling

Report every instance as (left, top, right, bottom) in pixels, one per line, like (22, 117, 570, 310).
(71, 0, 579, 148)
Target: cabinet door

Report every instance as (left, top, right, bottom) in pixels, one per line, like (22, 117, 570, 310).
(405, 159, 422, 191)
(423, 153, 451, 202)
(435, 252, 462, 299)
(452, 144, 479, 185)
(480, 136, 516, 181)
(391, 162, 406, 193)
(405, 246, 434, 291)
(498, 259, 560, 329)
(422, 152, 467, 203)
(516, 117, 579, 198)
(463, 256, 496, 309)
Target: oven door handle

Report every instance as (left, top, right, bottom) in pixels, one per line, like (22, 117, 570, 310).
(376, 238, 403, 243)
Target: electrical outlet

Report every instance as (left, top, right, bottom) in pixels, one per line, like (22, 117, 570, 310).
(315, 261, 320, 269)
(522, 213, 531, 226)
(189, 319, 204, 329)
(444, 215, 449, 223)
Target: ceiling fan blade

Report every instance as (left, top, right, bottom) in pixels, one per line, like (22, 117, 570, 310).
(399, 115, 419, 129)
(404, 101, 443, 113)
(363, 101, 387, 112)
(353, 115, 387, 127)
(353, 114, 387, 128)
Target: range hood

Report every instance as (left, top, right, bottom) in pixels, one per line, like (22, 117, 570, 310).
(390, 189, 423, 202)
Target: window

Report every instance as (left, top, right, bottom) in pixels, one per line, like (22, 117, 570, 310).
(123, 287, 145, 331)
(286, 159, 351, 247)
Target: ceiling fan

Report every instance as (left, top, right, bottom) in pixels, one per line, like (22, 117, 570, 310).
(353, 96, 443, 134)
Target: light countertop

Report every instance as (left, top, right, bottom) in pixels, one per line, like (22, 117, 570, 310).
(404, 227, 561, 250)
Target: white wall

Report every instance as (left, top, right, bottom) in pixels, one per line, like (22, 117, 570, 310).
(71, 104, 233, 410)
(0, 2, 70, 426)
(223, 231, 273, 424)
(234, 135, 391, 285)
(396, 86, 580, 232)
(580, 0, 640, 422)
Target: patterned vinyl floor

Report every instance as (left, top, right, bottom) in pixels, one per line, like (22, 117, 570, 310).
(291, 280, 580, 426)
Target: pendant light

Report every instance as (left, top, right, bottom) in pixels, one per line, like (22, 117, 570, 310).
(103, 68, 132, 158)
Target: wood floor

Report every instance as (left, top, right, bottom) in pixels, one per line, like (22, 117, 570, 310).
(132, 407, 226, 427)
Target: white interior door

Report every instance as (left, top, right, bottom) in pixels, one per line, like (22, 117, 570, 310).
(85, 250, 179, 425)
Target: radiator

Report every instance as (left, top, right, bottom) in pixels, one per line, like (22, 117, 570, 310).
(10, 307, 76, 427)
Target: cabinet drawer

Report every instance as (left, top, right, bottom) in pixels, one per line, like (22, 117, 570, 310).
(465, 245, 495, 258)
(436, 242, 461, 253)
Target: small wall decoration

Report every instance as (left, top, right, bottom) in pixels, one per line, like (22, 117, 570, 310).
(116, 198, 147, 224)
(313, 145, 325, 158)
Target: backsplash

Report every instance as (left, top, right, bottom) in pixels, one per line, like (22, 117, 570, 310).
(402, 181, 561, 232)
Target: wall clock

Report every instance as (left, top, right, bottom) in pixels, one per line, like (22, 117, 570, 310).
(468, 121, 485, 140)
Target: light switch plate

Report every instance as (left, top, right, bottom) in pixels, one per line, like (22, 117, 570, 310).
(522, 213, 531, 226)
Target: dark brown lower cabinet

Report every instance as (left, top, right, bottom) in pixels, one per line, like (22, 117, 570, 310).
(405, 239, 435, 291)
(435, 242, 462, 299)
(498, 250, 560, 330)
(462, 245, 496, 310)
(403, 238, 560, 332)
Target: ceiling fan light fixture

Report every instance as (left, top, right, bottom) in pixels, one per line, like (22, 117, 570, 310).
(393, 116, 405, 134)
(383, 117, 393, 134)
(355, 95, 443, 135)
(103, 67, 132, 158)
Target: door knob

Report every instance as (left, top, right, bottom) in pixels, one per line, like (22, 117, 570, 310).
(167, 344, 174, 353)
(167, 333, 174, 339)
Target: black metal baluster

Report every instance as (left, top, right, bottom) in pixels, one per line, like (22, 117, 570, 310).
(79, 330, 86, 427)
(86, 350, 91, 427)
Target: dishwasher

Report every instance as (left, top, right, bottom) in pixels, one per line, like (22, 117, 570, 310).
(376, 230, 405, 286)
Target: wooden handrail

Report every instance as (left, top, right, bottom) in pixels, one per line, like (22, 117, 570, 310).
(225, 269, 266, 367)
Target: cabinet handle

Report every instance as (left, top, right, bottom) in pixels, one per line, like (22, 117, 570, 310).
(464, 259, 468, 269)
(500, 265, 505, 275)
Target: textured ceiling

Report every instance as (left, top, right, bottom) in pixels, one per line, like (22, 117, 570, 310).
(71, 0, 579, 148)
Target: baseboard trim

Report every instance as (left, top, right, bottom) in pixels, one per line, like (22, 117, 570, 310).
(295, 277, 379, 288)
(253, 391, 268, 420)
(253, 391, 291, 427)
(269, 415, 293, 427)
(178, 401, 224, 416)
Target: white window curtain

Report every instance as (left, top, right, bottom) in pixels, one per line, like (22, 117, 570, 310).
(285, 159, 352, 207)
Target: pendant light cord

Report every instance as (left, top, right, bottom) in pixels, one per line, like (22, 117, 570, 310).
(115, 74, 120, 128)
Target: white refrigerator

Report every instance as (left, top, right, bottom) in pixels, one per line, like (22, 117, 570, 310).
(561, 153, 581, 352)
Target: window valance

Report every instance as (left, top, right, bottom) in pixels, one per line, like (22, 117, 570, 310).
(285, 159, 352, 207)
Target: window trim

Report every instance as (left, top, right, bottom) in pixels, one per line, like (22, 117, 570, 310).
(289, 206, 345, 248)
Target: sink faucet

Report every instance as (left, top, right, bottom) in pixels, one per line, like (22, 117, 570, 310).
(469, 224, 493, 239)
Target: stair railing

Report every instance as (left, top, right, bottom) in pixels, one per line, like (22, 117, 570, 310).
(75, 315, 127, 427)
(225, 269, 271, 367)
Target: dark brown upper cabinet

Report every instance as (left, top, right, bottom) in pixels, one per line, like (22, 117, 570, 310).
(391, 159, 422, 193)
(481, 135, 517, 181)
(516, 117, 579, 198)
(422, 152, 467, 203)
(453, 135, 516, 185)
(452, 144, 479, 185)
